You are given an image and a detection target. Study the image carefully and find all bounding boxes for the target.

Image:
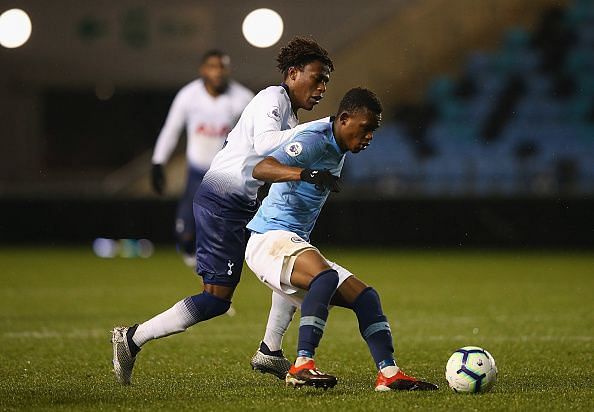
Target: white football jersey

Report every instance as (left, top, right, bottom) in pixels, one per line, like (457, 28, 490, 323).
(199, 85, 327, 206)
(152, 79, 254, 170)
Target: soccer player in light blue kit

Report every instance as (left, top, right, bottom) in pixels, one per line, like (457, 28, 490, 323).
(246, 88, 439, 391)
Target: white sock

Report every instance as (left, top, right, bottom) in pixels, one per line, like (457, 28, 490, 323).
(132, 299, 197, 347)
(262, 291, 296, 352)
(380, 365, 400, 378)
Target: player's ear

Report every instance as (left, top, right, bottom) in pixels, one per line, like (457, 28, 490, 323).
(287, 66, 300, 81)
(338, 111, 350, 124)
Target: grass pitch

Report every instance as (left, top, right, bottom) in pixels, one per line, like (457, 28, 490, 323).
(0, 247, 592, 411)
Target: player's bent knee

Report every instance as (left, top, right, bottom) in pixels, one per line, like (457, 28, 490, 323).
(310, 268, 339, 290)
(353, 287, 381, 310)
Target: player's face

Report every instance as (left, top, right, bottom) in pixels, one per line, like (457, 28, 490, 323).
(287, 60, 330, 111)
(337, 109, 381, 153)
(200, 55, 230, 94)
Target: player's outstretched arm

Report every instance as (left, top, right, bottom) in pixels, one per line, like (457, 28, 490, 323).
(253, 157, 341, 192)
(151, 90, 187, 165)
(252, 157, 301, 183)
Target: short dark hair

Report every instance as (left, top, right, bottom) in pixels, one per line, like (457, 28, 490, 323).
(337, 87, 383, 116)
(201, 49, 230, 65)
(276, 36, 334, 77)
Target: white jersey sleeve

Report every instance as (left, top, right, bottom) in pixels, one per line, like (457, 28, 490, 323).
(151, 87, 188, 165)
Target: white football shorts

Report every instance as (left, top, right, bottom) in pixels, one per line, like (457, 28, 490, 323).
(245, 230, 353, 307)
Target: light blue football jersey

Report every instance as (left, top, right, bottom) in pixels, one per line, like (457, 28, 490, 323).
(247, 118, 345, 241)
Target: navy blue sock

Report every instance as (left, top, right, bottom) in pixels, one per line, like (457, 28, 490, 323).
(297, 269, 339, 358)
(352, 287, 395, 369)
(259, 341, 284, 357)
(184, 291, 231, 322)
(126, 324, 141, 356)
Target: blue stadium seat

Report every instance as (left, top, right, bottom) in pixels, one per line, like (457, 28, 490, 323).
(564, 96, 593, 121)
(466, 52, 494, 76)
(566, 48, 594, 75)
(469, 72, 506, 98)
(494, 50, 540, 74)
(524, 74, 552, 97)
(574, 74, 594, 96)
(491, 27, 539, 76)
(426, 76, 455, 104)
(577, 24, 594, 45)
(567, 0, 594, 25)
(514, 96, 564, 122)
(426, 122, 478, 154)
(502, 27, 530, 51)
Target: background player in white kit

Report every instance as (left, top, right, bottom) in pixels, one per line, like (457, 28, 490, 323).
(246, 88, 438, 391)
(151, 50, 253, 266)
(112, 37, 334, 385)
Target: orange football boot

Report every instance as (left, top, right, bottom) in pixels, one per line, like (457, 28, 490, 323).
(285, 360, 337, 389)
(375, 369, 438, 391)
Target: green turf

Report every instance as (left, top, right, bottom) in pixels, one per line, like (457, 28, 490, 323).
(0, 247, 592, 411)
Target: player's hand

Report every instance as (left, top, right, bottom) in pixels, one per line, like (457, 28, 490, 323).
(151, 164, 166, 195)
(300, 168, 342, 193)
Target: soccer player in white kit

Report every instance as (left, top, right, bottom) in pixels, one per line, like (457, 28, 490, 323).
(112, 38, 334, 385)
(151, 50, 253, 266)
(246, 88, 438, 391)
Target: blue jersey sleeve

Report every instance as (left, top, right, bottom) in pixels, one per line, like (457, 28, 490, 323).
(270, 131, 326, 168)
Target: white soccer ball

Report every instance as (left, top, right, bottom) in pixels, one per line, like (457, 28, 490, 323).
(445, 346, 497, 393)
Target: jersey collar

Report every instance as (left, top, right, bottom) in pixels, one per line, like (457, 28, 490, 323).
(280, 83, 298, 123)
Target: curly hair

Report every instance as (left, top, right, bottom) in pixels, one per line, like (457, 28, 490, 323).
(337, 87, 383, 116)
(276, 36, 334, 77)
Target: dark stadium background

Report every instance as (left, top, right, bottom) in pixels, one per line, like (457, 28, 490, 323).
(1, 0, 592, 249)
(1, 2, 593, 410)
